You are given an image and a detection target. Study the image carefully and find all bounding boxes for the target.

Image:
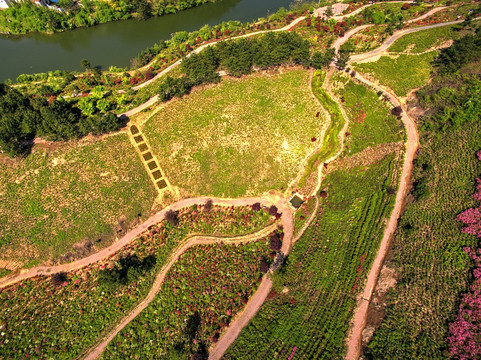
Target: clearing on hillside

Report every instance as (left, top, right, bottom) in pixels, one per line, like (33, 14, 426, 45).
(353, 52, 437, 97)
(0, 134, 157, 267)
(141, 69, 326, 198)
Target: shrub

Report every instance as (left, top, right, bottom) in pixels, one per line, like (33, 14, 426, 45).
(251, 203, 261, 211)
(269, 205, 278, 217)
(260, 261, 269, 273)
(391, 106, 402, 116)
(51, 272, 67, 286)
(270, 234, 282, 251)
(165, 209, 179, 226)
(204, 199, 213, 212)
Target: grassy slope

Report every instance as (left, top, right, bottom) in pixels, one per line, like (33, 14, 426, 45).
(354, 52, 437, 96)
(225, 74, 403, 359)
(332, 72, 403, 155)
(0, 134, 156, 266)
(367, 116, 481, 359)
(389, 25, 460, 53)
(142, 70, 324, 198)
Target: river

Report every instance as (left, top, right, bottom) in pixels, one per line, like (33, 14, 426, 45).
(0, 0, 294, 82)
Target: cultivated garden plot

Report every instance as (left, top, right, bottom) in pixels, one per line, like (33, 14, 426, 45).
(102, 237, 277, 359)
(367, 120, 481, 359)
(142, 70, 326, 198)
(226, 152, 402, 359)
(0, 204, 272, 359)
(0, 134, 156, 267)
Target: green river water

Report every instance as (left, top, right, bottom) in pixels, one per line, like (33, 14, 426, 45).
(0, 0, 293, 82)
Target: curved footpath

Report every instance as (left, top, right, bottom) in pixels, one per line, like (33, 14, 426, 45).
(2, 4, 470, 360)
(344, 62, 420, 359)
(82, 219, 284, 360)
(0, 196, 279, 290)
(122, 2, 452, 118)
(350, 16, 481, 63)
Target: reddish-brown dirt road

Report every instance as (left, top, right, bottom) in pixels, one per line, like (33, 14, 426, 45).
(344, 73, 419, 360)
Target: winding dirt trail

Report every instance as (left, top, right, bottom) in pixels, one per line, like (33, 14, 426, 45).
(83, 221, 283, 360)
(0, 196, 280, 290)
(3, 4, 467, 360)
(344, 57, 420, 360)
(349, 18, 480, 63)
(82, 197, 292, 360)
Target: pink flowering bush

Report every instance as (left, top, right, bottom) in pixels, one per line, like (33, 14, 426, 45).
(447, 248, 481, 360)
(448, 151, 481, 358)
(457, 153, 481, 237)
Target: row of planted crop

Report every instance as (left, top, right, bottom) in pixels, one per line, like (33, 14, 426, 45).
(225, 153, 400, 359)
(0, 203, 272, 359)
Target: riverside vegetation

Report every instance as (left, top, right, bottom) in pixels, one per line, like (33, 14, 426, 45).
(0, 0, 217, 34)
(1, 2, 480, 359)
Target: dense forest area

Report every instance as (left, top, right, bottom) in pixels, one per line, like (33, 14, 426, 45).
(0, 0, 217, 34)
(366, 26, 481, 359)
(0, 83, 123, 156)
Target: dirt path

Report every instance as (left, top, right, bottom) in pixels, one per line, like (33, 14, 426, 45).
(350, 18, 472, 63)
(83, 221, 282, 360)
(129, 1, 388, 93)
(208, 202, 293, 360)
(344, 70, 419, 360)
(0, 196, 280, 290)
(405, 6, 447, 23)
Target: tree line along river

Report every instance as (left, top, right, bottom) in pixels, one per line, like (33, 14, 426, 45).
(0, 0, 292, 82)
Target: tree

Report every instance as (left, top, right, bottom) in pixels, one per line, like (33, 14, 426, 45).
(372, 11, 386, 25)
(51, 272, 67, 286)
(270, 234, 282, 251)
(251, 203, 261, 211)
(80, 59, 91, 71)
(165, 209, 179, 226)
(391, 106, 402, 116)
(260, 261, 269, 273)
(268, 205, 278, 217)
(204, 199, 213, 212)
(37, 100, 80, 141)
(311, 48, 335, 68)
(325, 6, 334, 18)
(336, 51, 350, 69)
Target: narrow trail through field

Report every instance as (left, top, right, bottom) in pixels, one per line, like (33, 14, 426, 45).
(0, 196, 279, 290)
(343, 72, 419, 360)
(2, 4, 470, 360)
(122, 1, 413, 117)
(344, 40, 421, 360)
(350, 17, 481, 63)
(82, 220, 283, 360)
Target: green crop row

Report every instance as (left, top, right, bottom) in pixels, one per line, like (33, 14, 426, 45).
(225, 152, 401, 359)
